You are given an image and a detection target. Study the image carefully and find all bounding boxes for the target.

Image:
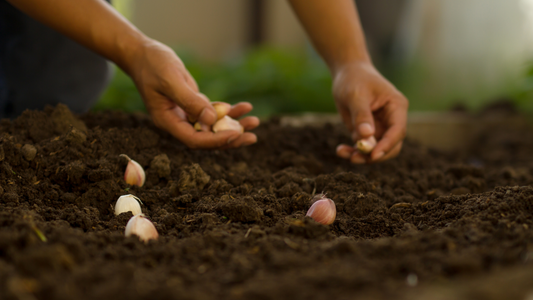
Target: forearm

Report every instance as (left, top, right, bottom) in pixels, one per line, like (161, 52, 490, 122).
(288, 0, 371, 73)
(7, 0, 149, 74)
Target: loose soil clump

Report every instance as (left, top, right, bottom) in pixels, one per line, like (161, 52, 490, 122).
(0, 104, 533, 300)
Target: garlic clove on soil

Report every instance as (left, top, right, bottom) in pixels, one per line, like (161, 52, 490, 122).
(356, 136, 377, 154)
(120, 154, 146, 187)
(306, 195, 336, 225)
(213, 116, 244, 133)
(125, 214, 159, 242)
(212, 102, 231, 120)
(115, 194, 143, 216)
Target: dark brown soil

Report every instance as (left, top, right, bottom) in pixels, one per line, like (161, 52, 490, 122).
(1, 104, 533, 300)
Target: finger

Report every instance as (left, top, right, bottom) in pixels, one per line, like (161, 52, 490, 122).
(185, 74, 199, 93)
(221, 132, 258, 149)
(370, 142, 402, 163)
(349, 152, 369, 164)
(370, 109, 407, 161)
(239, 116, 260, 131)
(228, 102, 254, 119)
(165, 77, 217, 125)
(347, 91, 375, 140)
(336, 144, 355, 160)
(156, 107, 241, 149)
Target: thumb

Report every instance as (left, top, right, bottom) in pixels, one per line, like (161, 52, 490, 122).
(170, 83, 217, 126)
(347, 94, 375, 140)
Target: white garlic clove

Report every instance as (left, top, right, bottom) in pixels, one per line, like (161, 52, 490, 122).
(125, 214, 159, 242)
(306, 195, 336, 225)
(212, 102, 231, 120)
(213, 116, 244, 133)
(114, 194, 143, 216)
(120, 154, 146, 187)
(356, 136, 377, 154)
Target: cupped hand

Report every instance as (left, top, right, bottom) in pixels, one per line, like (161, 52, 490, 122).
(332, 61, 409, 164)
(126, 40, 259, 149)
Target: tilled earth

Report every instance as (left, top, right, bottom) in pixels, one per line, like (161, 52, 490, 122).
(0, 104, 533, 300)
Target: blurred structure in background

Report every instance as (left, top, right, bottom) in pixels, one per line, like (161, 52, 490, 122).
(130, 0, 307, 60)
(393, 0, 533, 110)
(100, 0, 533, 114)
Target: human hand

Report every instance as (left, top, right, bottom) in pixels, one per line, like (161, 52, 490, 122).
(333, 61, 409, 164)
(127, 40, 259, 149)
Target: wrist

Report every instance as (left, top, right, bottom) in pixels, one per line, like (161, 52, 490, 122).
(332, 59, 375, 78)
(329, 53, 372, 76)
(111, 31, 153, 75)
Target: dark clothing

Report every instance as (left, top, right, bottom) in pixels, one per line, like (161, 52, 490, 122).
(0, 1, 112, 119)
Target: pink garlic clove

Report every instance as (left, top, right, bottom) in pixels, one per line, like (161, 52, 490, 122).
(125, 214, 159, 243)
(306, 195, 336, 225)
(120, 154, 146, 187)
(356, 136, 377, 154)
(213, 116, 244, 133)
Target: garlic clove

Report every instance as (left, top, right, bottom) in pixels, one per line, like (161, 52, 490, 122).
(193, 122, 211, 132)
(115, 194, 143, 216)
(212, 102, 231, 120)
(213, 116, 244, 133)
(125, 214, 159, 242)
(120, 154, 146, 187)
(306, 195, 336, 225)
(356, 136, 377, 154)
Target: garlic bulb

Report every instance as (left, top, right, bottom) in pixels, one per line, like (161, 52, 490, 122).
(114, 194, 143, 216)
(356, 136, 377, 154)
(306, 194, 336, 225)
(213, 116, 243, 133)
(125, 214, 159, 242)
(120, 154, 146, 187)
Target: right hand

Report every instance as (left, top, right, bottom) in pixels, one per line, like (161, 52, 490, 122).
(127, 39, 259, 149)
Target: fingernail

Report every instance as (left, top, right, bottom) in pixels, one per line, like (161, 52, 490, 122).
(373, 151, 385, 161)
(227, 136, 239, 144)
(350, 156, 366, 164)
(337, 145, 352, 159)
(199, 108, 216, 125)
(358, 123, 373, 136)
(338, 152, 351, 160)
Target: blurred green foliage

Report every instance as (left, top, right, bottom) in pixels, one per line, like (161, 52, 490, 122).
(94, 48, 336, 117)
(513, 62, 533, 113)
(95, 47, 533, 116)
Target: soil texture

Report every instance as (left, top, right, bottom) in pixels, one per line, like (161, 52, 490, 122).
(0, 104, 533, 300)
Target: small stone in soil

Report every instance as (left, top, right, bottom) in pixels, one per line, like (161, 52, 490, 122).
(21, 144, 37, 161)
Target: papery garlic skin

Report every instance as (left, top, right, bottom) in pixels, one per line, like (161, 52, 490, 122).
(125, 214, 159, 242)
(356, 136, 377, 154)
(120, 154, 146, 187)
(213, 116, 244, 133)
(212, 102, 231, 120)
(306, 195, 336, 225)
(115, 194, 143, 216)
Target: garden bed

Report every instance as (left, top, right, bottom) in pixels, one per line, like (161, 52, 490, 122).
(0, 104, 532, 300)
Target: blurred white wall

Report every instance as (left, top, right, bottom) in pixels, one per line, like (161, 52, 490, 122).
(395, 0, 533, 108)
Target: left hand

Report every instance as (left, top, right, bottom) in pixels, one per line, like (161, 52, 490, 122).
(333, 61, 409, 164)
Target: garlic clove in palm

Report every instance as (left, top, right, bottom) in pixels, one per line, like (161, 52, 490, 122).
(212, 102, 231, 120)
(120, 154, 146, 187)
(356, 136, 377, 154)
(213, 116, 244, 133)
(115, 194, 143, 216)
(306, 194, 336, 225)
(125, 214, 159, 242)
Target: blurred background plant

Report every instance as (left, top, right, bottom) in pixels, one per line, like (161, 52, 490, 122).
(95, 48, 335, 117)
(95, 0, 533, 117)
